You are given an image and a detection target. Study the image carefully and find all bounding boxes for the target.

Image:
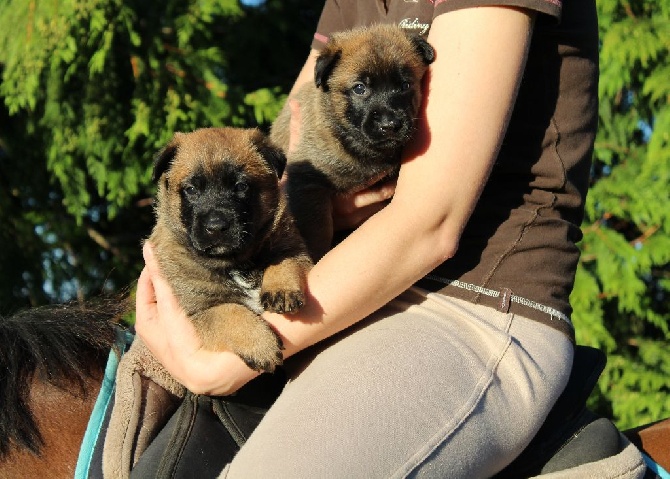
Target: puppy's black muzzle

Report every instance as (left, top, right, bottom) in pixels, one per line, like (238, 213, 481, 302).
(190, 208, 250, 257)
(373, 110, 403, 135)
(363, 107, 413, 147)
(203, 211, 231, 235)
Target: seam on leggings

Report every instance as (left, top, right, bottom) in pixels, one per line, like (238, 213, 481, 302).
(611, 456, 647, 479)
(391, 314, 514, 479)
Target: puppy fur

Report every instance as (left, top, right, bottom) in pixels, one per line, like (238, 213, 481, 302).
(271, 24, 435, 261)
(149, 127, 313, 372)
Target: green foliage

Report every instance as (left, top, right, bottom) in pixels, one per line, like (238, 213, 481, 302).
(1, 0, 246, 219)
(571, 0, 670, 429)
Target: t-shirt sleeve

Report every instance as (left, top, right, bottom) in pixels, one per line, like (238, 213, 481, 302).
(433, 0, 561, 21)
(311, 0, 562, 50)
(310, 0, 347, 50)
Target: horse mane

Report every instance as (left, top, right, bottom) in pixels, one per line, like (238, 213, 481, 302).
(0, 297, 128, 458)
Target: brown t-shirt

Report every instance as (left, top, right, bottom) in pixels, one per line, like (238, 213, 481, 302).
(311, 0, 599, 339)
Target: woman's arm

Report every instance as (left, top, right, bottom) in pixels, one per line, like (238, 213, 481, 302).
(135, 6, 535, 395)
(265, 6, 536, 356)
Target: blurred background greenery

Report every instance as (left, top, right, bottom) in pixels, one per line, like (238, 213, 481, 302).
(0, 0, 668, 429)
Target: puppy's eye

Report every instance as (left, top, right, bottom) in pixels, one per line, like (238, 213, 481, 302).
(352, 82, 367, 95)
(401, 81, 411, 91)
(183, 184, 198, 196)
(234, 182, 249, 195)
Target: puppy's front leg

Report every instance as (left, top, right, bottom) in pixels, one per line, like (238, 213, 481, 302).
(287, 183, 335, 262)
(193, 303, 283, 373)
(261, 256, 311, 314)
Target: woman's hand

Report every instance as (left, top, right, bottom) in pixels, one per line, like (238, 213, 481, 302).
(332, 177, 396, 231)
(134, 242, 260, 396)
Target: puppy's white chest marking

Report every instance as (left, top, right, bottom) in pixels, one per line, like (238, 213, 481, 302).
(229, 269, 263, 314)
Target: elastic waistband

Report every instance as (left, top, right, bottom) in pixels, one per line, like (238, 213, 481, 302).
(416, 275, 575, 340)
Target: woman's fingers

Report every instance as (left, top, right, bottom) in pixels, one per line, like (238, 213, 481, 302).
(332, 178, 397, 230)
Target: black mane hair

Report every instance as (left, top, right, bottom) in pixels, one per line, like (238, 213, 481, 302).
(0, 298, 126, 457)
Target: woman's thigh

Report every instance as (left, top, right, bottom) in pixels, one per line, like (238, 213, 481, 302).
(221, 289, 573, 479)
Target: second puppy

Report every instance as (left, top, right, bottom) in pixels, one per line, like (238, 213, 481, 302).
(150, 127, 313, 372)
(271, 24, 435, 261)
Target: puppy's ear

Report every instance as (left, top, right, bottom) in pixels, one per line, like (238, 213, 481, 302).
(152, 135, 182, 182)
(410, 36, 435, 65)
(314, 48, 341, 92)
(252, 131, 287, 178)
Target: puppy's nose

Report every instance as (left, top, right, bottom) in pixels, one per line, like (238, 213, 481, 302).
(378, 119, 399, 134)
(204, 212, 230, 234)
(373, 111, 400, 135)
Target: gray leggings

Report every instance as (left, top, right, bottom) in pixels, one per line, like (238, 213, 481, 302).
(220, 288, 574, 478)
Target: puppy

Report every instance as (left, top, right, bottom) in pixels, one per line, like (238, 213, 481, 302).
(271, 24, 435, 261)
(149, 127, 313, 372)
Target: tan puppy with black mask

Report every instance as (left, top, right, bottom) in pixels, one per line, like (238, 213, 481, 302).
(105, 127, 313, 478)
(150, 127, 312, 372)
(271, 24, 435, 261)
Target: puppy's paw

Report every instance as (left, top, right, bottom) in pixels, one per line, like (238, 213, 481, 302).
(261, 289, 306, 314)
(261, 259, 310, 314)
(238, 330, 284, 373)
(197, 303, 284, 374)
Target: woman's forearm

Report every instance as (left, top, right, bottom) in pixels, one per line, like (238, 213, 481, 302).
(264, 199, 456, 357)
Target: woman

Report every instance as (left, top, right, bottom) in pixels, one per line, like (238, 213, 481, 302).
(136, 1, 599, 476)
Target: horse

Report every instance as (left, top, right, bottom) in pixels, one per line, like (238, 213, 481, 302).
(0, 300, 122, 479)
(0, 302, 668, 478)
